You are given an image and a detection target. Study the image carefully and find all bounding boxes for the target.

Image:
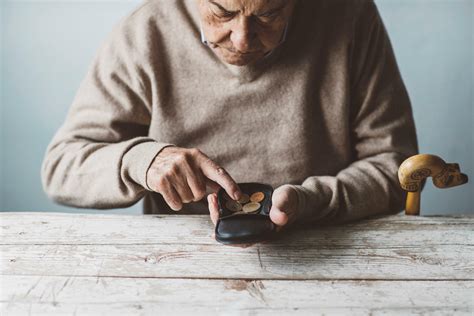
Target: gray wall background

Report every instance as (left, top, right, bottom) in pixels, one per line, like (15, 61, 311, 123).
(1, 0, 472, 215)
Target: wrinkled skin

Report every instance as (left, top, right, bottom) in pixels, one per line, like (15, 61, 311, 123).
(146, 1, 300, 243)
(146, 147, 300, 242)
(196, 0, 297, 66)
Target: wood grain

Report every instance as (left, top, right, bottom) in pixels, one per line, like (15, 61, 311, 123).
(2, 276, 472, 315)
(2, 242, 473, 280)
(1, 212, 473, 314)
(1, 212, 472, 245)
(1, 213, 472, 280)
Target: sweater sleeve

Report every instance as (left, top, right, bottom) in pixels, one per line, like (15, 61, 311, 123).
(287, 1, 418, 225)
(41, 18, 175, 209)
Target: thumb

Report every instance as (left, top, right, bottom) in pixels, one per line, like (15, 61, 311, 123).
(269, 206, 288, 227)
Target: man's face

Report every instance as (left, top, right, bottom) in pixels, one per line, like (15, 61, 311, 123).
(197, 0, 296, 66)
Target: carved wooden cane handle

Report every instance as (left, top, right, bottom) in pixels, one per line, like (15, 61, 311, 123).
(398, 154, 468, 215)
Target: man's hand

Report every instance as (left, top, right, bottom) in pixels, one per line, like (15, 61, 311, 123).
(146, 146, 242, 211)
(207, 185, 299, 231)
(269, 185, 299, 231)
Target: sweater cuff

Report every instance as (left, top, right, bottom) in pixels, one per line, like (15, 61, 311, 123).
(122, 141, 176, 191)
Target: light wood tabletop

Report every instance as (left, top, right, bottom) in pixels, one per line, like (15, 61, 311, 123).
(1, 212, 473, 315)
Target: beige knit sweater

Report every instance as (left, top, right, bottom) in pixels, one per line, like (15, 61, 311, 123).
(41, 0, 418, 225)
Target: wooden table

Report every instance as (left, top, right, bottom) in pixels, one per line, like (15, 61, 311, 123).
(1, 212, 473, 314)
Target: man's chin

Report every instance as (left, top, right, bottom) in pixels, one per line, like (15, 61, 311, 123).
(215, 49, 262, 66)
(224, 58, 254, 66)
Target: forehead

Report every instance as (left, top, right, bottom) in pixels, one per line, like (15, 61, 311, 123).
(207, 0, 287, 13)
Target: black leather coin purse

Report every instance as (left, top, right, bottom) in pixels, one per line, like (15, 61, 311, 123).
(215, 183, 277, 245)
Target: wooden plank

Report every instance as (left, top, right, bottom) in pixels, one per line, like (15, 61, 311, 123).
(4, 304, 468, 316)
(1, 213, 473, 246)
(1, 213, 473, 280)
(2, 241, 472, 280)
(1, 275, 472, 315)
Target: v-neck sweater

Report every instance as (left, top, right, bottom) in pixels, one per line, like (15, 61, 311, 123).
(42, 0, 418, 225)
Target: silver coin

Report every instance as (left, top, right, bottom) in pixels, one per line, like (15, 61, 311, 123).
(242, 202, 261, 213)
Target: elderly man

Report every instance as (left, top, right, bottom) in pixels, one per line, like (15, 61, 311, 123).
(41, 0, 418, 230)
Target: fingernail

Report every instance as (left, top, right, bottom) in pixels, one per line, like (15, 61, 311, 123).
(233, 191, 241, 200)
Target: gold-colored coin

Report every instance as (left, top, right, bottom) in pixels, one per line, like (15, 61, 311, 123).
(242, 202, 261, 213)
(238, 193, 250, 204)
(225, 200, 242, 213)
(250, 192, 265, 203)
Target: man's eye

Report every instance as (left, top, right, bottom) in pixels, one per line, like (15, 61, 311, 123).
(256, 11, 279, 22)
(214, 9, 235, 19)
(257, 11, 279, 23)
(222, 10, 234, 17)
(260, 12, 277, 18)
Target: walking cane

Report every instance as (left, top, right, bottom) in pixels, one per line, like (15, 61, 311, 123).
(398, 154, 468, 215)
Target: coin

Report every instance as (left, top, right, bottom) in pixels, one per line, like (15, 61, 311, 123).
(225, 200, 242, 213)
(242, 202, 261, 213)
(223, 192, 233, 201)
(250, 192, 265, 203)
(238, 193, 250, 204)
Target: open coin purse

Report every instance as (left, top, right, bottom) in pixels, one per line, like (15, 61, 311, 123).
(215, 182, 276, 245)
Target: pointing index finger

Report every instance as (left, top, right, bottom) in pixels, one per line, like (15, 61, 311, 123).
(199, 158, 241, 200)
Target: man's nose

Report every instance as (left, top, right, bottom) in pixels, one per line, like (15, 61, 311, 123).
(230, 17, 256, 52)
